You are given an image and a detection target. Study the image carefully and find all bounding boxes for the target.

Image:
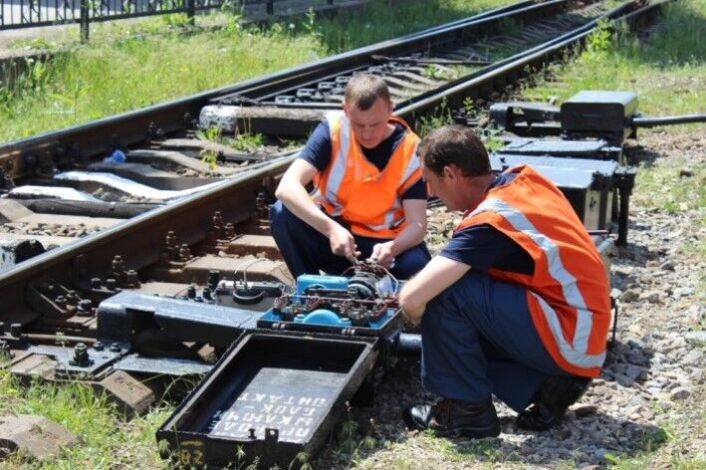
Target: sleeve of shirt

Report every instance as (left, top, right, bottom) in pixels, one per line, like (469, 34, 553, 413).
(439, 224, 525, 272)
(401, 179, 427, 200)
(298, 121, 332, 172)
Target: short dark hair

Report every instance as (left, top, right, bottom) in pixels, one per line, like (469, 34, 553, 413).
(344, 74, 391, 111)
(418, 125, 491, 177)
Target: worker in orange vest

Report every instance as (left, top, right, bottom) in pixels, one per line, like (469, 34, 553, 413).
(271, 74, 430, 279)
(399, 125, 610, 437)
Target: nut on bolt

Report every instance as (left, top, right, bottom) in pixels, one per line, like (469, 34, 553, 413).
(77, 299, 93, 316)
(72, 342, 91, 366)
(126, 270, 140, 288)
(9, 323, 22, 338)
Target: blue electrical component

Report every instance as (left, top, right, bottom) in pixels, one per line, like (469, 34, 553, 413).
(293, 309, 352, 327)
(294, 274, 349, 297)
(257, 271, 401, 336)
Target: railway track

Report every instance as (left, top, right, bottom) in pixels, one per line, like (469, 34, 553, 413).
(0, 0, 645, 270)
(0, 0, 668, 422)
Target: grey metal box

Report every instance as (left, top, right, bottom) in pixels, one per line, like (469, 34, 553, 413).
(561, 91, 638, 145)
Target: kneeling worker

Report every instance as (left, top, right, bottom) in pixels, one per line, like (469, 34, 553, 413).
(399, 126, 610, 437)
(271, 74, 430, 279)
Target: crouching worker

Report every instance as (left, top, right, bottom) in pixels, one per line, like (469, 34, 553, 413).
(270, 74, 430, 279)
(399, 126, 610, 438)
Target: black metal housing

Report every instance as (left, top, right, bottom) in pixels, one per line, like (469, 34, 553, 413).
(156, 332, 378, 469)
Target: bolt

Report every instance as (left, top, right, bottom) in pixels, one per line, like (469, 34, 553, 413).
(73, 342, 90, 366)
(111, 255, 125, 280)
(187, 285, 196, 299)
(109, 343, 121, 353)
(202, 287, 212, 301)
(65, 290, 79, 305)
(54, 295, 67, 308)
(255, 190, 268, 217)
(112, 255, 124, 271)
(77, 299, 93, 316)
(91, 277, 102, 289)
(126, 270, 139, 288)
(224, 223, 235, 238)
(179, 244, 192, 261)
(212, 211, 224, 230)
(165, 231, 177, 248)
(208, 270, 220, 290)
(105, 278, 117, 290)
(9, 323, 22, 338)
(92, 341, 104, 351)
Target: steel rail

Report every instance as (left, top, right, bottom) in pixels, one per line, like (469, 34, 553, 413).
(0, 0, 561, 177)
(0, 0, 668, 316)
(395, 0, 653, 115)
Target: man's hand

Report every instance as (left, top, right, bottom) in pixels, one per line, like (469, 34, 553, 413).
(369, 241, 396, 268)
(328, 223, 359, 260)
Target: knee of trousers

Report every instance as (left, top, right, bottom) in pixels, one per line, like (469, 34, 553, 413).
(420, 292, 458, 336)
(269, 200, 286, 231)
(393, 243, 431, 279)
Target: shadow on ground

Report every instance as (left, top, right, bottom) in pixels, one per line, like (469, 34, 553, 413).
(312, 347, 665, 469)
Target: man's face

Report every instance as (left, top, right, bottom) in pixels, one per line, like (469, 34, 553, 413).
(344, 97, 393, 149)
(422, 164, 463, 211)
(422, 163, 487, 212)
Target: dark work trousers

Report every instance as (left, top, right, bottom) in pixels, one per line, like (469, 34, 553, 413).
(421, 270, 570, 412)
(270, 200, 431, 280)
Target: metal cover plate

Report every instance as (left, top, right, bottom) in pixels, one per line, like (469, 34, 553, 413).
(501, 139, 609, 155)
(491, 154, 618, 189)
(157, 332, 378, 468)
(207, 367, 346, 442)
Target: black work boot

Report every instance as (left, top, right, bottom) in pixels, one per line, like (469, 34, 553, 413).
(403, 398, 500, 438)
(516, 376, 593, 431)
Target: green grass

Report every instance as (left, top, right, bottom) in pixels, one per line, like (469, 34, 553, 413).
(0, 370, 173, 469)
(0, 0, 515, 144)
(523, 1, 706, 117)
(633, 159, 706, 224)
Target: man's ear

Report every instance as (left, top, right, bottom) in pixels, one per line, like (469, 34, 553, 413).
(342, 101, 349, 117)
(442, 164, 458, 180)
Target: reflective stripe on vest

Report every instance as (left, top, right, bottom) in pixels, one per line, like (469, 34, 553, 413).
(318, 112, 348, 216)
(314, 112, 421, 238)
(469, 197, 606, 369)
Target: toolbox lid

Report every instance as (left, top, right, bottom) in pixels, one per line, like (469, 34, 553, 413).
(157, 332, 378, 468)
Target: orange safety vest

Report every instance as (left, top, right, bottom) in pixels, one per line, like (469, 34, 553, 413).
(456, 165, 610, 377)
(313, 113, 422, 239)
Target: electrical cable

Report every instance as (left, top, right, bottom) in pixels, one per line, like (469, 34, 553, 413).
(632, 113, 706, 128)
